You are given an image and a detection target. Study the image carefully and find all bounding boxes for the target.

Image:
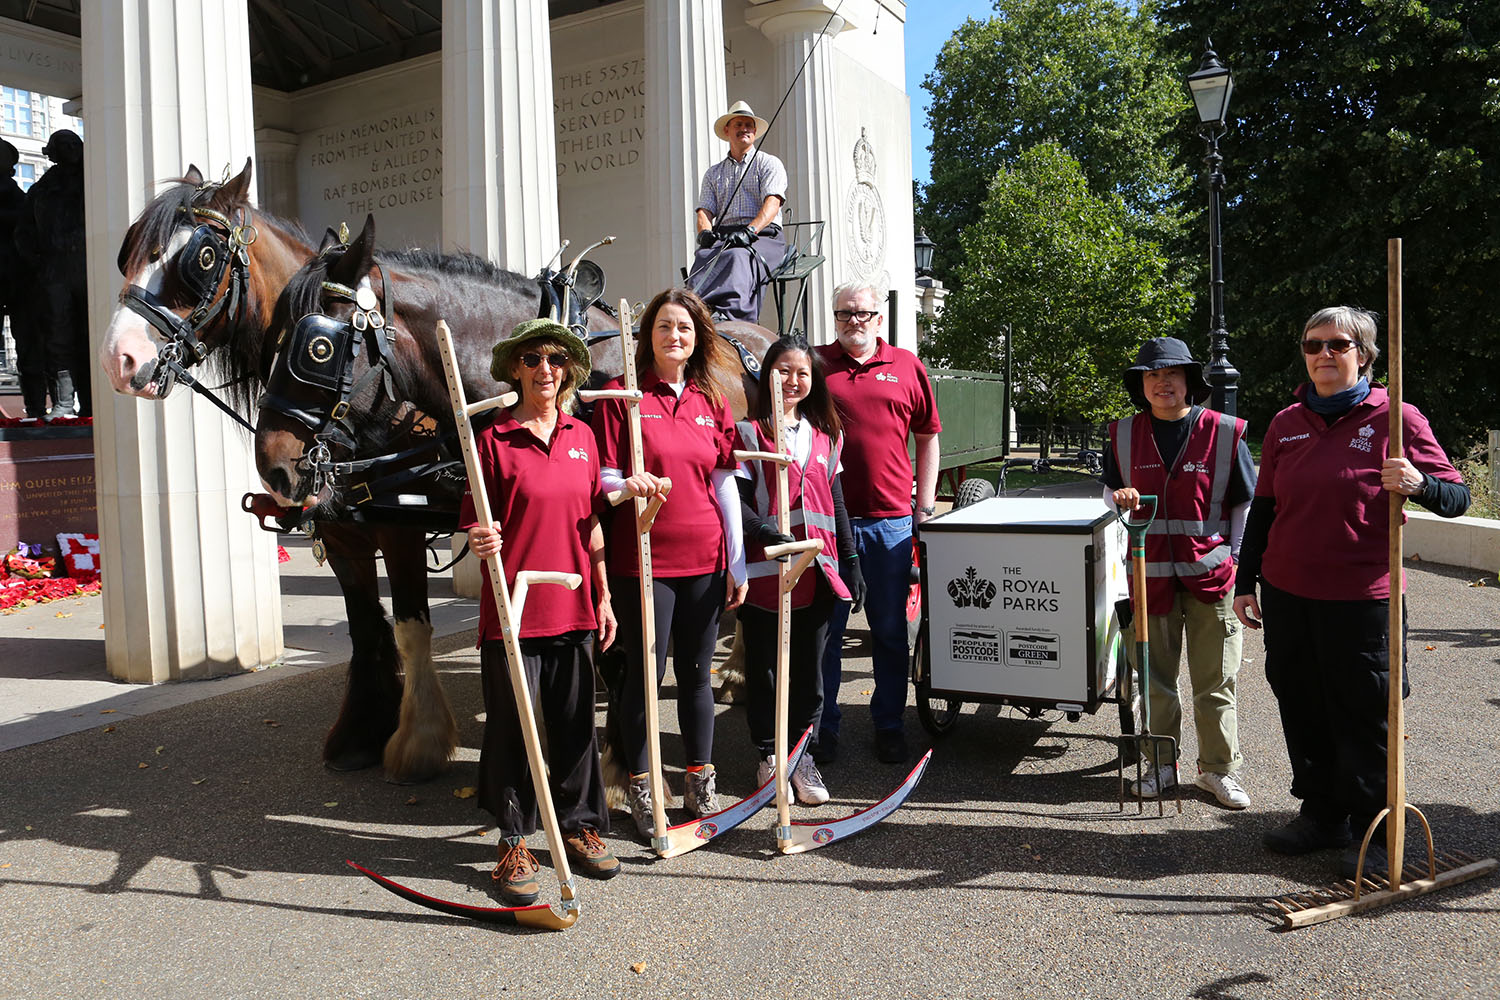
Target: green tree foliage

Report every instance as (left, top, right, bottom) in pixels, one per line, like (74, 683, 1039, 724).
(929, 145, 1192, 453)
(920, 0, 1190, 285)
(1162, 0, 1500, 451)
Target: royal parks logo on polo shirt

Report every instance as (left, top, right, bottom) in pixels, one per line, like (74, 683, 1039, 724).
(1350, 424, 1375, 453)
(566, 446, 590, 461)
(874, 371, 900, 383)
(694, 414, 714, 427)
(1181, 460, 1208, 474)
(815, 454, 829, 467)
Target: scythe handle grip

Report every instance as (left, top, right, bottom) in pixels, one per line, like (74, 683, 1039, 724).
(578, 389, 643, 403)
(466, 392, 518, 416)
(735, 449, 791, 466)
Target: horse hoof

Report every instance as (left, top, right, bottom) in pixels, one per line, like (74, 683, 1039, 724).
(324, 749, 382, 772)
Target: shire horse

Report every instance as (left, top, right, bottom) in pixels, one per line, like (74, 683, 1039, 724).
(252, 214, 772, 791)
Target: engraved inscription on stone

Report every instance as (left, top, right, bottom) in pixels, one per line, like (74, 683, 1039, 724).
(845, 129, 887, 283)
(553, 56, 644, 177)
(309, 106, 442, 218)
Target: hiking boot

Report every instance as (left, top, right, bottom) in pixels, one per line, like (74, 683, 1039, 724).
(627, 774, 655, 840)
(814, 728, 839, 764)
(492, 836, 541, 906)
(1263, 815, 1353, 855)
(1339, 843, 1389, 882)
(790, 753, 830, 806)
(683, 765, 721, 817)
(564, 827, 620, 879)
(875, 728, 908, 764)
(1129, 760, 1179, 799)
(1195, 770, 1251, 810)
(756, 754, 776, 789)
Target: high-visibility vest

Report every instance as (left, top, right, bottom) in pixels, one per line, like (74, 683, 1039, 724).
(1110, 407, 1245, 615)
(738, 419, 852, 611)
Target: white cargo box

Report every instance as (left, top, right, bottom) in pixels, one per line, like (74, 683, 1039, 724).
(917, 497, 1127, 712)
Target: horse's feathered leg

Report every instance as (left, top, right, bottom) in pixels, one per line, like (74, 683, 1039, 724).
(382, 526, 457, 784)
(322, 528, 401, 771)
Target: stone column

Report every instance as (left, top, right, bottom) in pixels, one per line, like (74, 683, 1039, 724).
(441, 0, 561, 272)
(643, 0, 727, 290)
(745, 0, 850, 346)
(441, 0, 563, 595)
(81, 0, 282, 683)
(253, 126, 300, 220)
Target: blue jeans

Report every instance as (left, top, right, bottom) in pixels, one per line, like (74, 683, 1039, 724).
(821, 515, 913, 734)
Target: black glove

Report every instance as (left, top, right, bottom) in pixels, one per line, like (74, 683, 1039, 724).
(846, 557, 867, 614)
(724, 227, 756, 249)
(696, 229, 717, 250)
(750, 522, 796, 561)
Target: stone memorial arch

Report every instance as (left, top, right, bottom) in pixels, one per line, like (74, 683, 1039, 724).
(0, 0, 914, 680)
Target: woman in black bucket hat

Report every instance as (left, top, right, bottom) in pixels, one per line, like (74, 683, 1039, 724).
(1102, 337, 1257, 809)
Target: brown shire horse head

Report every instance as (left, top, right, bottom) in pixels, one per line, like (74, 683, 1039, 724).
(99, 158, 313, 407)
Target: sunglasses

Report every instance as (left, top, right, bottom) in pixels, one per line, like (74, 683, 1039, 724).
(1301, 337, 1358, 355)
(833, 309, 878, 323)
(520, 351, 571, 369)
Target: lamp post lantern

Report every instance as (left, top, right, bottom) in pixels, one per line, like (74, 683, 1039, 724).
(1187, 39, 1239, 415)
(914, 227, 936, 277)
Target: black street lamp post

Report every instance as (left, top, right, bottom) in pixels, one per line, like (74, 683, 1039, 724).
(1187, 40, 1239, 416)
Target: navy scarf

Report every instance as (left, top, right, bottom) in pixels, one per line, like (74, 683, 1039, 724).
(1304, 376, 1370, 417)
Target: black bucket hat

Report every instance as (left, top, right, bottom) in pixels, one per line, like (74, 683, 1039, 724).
(1123, 337, 1211, 410)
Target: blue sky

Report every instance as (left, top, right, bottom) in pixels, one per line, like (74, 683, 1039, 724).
(907, 0, 997, 187)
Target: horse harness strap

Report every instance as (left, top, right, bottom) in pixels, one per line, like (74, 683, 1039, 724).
(122, 202, 257, 398)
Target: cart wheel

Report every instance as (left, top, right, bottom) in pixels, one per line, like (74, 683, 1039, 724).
(913, 633, 962, 737)
(954, 476, 996, 509)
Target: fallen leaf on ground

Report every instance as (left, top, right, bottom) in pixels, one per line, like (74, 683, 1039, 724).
(154, 746, 165, 755)
(323, 801, 338, 807)
(98, 624, 104, 629)
(192, 778, 208, 785)
(1424, 645, 1436, 651)
(860, 689, 873, 696)
(263, 719, 281, 727)
(630, 962, 647, 974)
(100, 709, 116, 715)
(453, 786, 477, 800)
(55, 612, 71, 618)
(0, 863, 10, 868)
(102, 726, 115, 733)
(406, 796, 419, 805)
(137, 762, 149, 769)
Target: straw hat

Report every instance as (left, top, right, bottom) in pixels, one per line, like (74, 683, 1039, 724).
(714, 100, 769, 142)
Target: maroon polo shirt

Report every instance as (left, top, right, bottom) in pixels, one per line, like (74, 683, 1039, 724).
(817, 338, 941, 518)
(457, 412, 603, 641)
(590, 372, 741, 577)
(1256, 385, 1461, 601)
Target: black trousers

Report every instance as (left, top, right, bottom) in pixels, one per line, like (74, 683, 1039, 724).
(478, 632, 607, 840)
(1261, 580, 1409, 832)
(741, 576, 834, 757)
(610, 570, 724, 773)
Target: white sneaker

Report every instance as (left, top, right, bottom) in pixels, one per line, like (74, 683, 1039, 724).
(791, 754, 830, 806)
(1128, 761, 1179, 799)
(1195, 770, 1250, 809)
(756, 755, 775, 789)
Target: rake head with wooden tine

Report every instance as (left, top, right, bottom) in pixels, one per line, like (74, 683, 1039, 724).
(1114, 494, 1181, 816)
(1268, 239, 1496, 928)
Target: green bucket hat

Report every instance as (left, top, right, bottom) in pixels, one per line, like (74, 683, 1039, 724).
(490, 318, 592, 383)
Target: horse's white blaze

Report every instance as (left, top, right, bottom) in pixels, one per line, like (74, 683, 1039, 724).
(99, 227, 192, 397)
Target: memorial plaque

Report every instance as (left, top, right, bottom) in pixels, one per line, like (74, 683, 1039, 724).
(0, 427, 97, 545)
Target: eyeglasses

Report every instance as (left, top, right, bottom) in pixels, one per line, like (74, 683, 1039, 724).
(1301, 337, 1358, 356)
(833, 309, 878, 324)
(520, 351, 571, 369)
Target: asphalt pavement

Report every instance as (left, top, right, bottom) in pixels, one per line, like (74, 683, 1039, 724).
(2, 539, 1497, 1000)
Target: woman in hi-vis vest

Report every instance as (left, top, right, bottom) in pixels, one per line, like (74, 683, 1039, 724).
(736, 336, 865, 806)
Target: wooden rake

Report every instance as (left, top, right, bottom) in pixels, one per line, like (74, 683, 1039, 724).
(1269, 239, 1496, 928)
(433, 319, 584, 930)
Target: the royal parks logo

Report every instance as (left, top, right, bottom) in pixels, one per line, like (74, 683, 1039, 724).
(948, 566, 996, 609)
(1350, 424, 1375, 453)
(566, 446, 590, 461)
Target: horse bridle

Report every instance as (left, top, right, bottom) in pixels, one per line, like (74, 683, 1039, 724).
(258, 264, 406, 500)
(118, 198, 259, 429)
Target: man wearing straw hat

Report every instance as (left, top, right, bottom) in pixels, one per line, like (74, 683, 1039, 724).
(687, 100, 788, 323)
